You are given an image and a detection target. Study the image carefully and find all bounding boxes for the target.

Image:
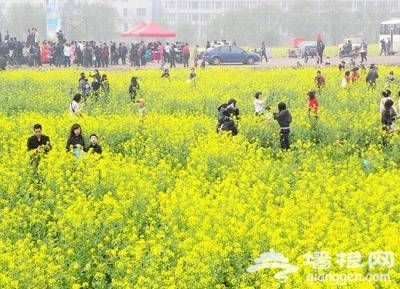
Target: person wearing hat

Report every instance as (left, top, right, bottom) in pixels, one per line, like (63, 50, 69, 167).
(136, 98, 147, 119)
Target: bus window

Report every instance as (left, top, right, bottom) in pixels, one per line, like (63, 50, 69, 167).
(380, 24, 388, 34)
(395, 23, 400, 34)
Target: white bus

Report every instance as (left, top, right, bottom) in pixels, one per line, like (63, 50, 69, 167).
(379, 19, 400, 53)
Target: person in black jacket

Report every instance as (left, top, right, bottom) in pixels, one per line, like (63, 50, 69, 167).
(85, 134, 102, 154)
(273, 102, 292, 150)
(366, 64, 379, 89)
(381, 98, 397, 146)
(27, 124, 51, 152)
(382, 99, 397, 132)
(217, 98, 240, 136)
(66, 123, 85, 157)
(129, 76, 140, 101)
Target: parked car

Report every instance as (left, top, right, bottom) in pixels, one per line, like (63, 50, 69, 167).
(203, 45, 261, 65)
(288, 41, 318, 58)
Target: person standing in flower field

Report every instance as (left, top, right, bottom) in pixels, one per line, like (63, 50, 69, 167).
(136, 98, 147, 120)
(314, 70, 325, 89)
(254, 92, 265, 116)
(128, 76, 140, 101)
(307, 90, 319, 119)
(66, 123, 85, 157)
(350, 67, 360, 83)
(366, 64, 379, 89)
(217, 98, 240, 136)
(69, 93, 84, 117)
(27, 124, 52, 152)
(340, 71, 351, 88)
(84, 134, 102, 154)
(101, 74, 110, 103)
(188, 67, 197, 86)
(379, 90, 396, 114)
(381, 98, 397, 148)
(386, 71, 395, 87)
(273, 102, 292, 150)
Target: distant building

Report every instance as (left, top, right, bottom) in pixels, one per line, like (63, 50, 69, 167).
(158, 0, 400, 41)
(107, 0, 154, 33)
(158, 0, 290, 39)
(70, 0, 155, 33)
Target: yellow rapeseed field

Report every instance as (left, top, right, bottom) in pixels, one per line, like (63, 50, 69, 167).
(0, 66, 399, 288)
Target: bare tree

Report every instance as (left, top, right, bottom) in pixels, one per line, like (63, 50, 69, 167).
(5, 2, 46, 40)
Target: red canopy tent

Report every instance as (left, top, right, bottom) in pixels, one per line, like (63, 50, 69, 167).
(128, 22, 176, 38)
(121, 21, 147, 37)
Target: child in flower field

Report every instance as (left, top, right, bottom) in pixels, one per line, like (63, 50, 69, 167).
(136, 98, 147, 120)
(161, 67, 170, 79)
(254, 92, 265, 116)
(128, 76, 140, 101)
(188, 67, 197, 86)
(273, 102, 292, 150)
(350, 67, 360, 83)
(85, 134, 102, 154)
(264, 106, 273, 125)
(69, 93, 84, 117)
(314, 70, 325, 89)
(307, 90, 319, 119)
(66, 123, 85, 157)
(78, 72, 86, 94)
(81, 78, 91, 100)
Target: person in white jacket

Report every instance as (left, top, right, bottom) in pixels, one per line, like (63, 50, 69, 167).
(254, 92, 265, 115)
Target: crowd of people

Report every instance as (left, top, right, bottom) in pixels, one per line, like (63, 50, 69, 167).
(25, 57, 400, 161)
(2, 27, 396, 159)
(216, 61, 400, 150)
(0, 29, 199, 69)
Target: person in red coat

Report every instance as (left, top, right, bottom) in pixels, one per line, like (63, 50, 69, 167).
(307, 90, 319, 119)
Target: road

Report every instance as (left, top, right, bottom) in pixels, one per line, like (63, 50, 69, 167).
(4, 55, 400, 71)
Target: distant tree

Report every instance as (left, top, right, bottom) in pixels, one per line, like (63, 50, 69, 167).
(61, 0, 118, 41)
(206, 5, 282, 46)
(286, 0, 316, 40)
(175, 22, 198, 44)
(5, 3, 46, 41)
